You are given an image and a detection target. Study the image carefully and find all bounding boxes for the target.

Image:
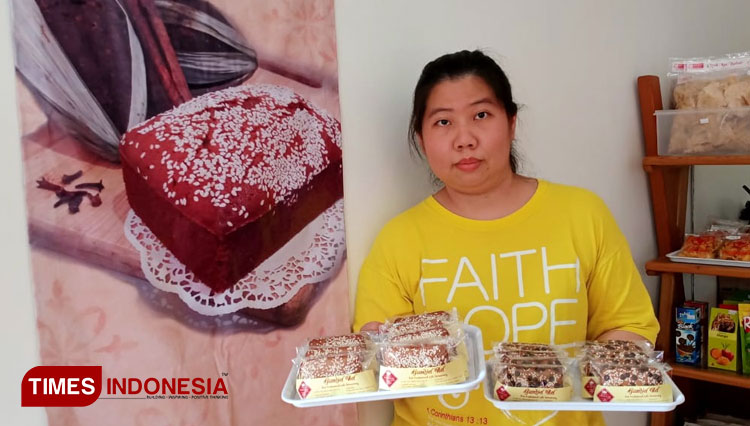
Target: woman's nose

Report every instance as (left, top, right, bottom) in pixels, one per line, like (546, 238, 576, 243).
(453, 125, 477, 150)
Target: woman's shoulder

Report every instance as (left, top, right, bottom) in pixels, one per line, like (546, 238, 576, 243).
(544, 180, 607, 205)
(541, 180, 612, 217)
(376, 197, 433, 237)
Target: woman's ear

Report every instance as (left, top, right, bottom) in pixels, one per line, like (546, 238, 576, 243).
(509, 115, 517, 139)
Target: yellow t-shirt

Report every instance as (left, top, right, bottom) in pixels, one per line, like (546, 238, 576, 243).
(353, 180, 659, 426)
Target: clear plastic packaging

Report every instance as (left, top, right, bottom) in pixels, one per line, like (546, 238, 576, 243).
(488, 342, 574, 402)
(587, 359, 673, 402)
(668, 52, 750, 109)
(382, 309, 458, 337)
(377, 331, 469, 390)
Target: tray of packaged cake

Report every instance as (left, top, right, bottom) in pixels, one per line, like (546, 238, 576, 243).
(483, 340, 685, 412)
(280, 310, 486, 407)
(667, 220, 750, 267)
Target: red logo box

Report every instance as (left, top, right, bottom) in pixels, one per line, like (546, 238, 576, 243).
(22, 366, 102, 407)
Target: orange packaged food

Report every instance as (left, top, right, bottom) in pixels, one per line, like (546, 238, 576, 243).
(679, 234, 722, 258)
(718, 236, 750, 261)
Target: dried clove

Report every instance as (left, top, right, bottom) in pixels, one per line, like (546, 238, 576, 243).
(37, 173, 104, 214)
(75, 180, 104, 192)
(36, 177, 62, 192)
(67, 193, 84, 214)
(53, 190, 85, 207)
(61, 170, 83, 185)
(87, 193, 102, 207)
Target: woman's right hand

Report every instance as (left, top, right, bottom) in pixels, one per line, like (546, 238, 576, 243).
(360, 321, 383, 332)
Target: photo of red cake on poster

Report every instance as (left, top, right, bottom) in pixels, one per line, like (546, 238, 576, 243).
(11, 0, 354, 424)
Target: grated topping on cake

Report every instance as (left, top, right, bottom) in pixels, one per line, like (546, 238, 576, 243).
(390, 327, 451, 343)
(308, 333, 367, 348)
(297, 354, 363, 380)
(120, 84, 341, 232)
(381, 344, 451, 368)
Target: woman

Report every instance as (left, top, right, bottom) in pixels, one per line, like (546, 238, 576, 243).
(353, 50, 658, 425)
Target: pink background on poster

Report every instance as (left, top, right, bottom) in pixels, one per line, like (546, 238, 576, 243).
(15, 0, 356, 424)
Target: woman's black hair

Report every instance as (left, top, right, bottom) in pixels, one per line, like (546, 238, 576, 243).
(408, 50, 519, 173)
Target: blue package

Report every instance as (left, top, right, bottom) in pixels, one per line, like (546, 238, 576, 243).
(676, 306, 701, 365)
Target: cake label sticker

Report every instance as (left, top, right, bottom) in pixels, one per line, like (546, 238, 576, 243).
(295, 370, 377, 400)
(594, 384, 672, 402)
(378, 355, 467, 391)
(492, 380, 573, 402)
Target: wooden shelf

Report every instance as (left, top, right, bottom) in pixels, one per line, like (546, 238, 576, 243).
(645, 257, 750, 279)
(643, 155, 750, 167)
(669, 362, 750, 389)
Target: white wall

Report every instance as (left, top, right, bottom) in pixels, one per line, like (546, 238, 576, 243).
(335, 1, 750, 425)
(0, 1, 46, 424)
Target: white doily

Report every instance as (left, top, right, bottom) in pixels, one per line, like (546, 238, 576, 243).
(124, 199, 345, 316)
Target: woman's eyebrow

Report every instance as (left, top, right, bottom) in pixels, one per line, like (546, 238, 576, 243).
(425, 107, 452, 118)
(470, 97, 496, 106)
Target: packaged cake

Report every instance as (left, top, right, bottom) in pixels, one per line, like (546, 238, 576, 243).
(298, 332, 374, 359)
(490, 342, 573, 402)
(294, 333, 378, 399)
(588, 359, 672, 403)
(382, 310, 458, 337)
(373, 310, 469, 390)
(576, 340, 659, 399)
(377, 338, 468, 390)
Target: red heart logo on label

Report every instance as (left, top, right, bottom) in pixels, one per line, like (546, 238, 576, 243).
(382, 370, 398, 388)
(584, 378, 597, 396)
(496, 386, 510, 401)
(597, 388, 613, 402)
(298, 381, 311, 399)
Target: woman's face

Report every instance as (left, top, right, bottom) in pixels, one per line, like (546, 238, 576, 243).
(419, 74, 516, 195)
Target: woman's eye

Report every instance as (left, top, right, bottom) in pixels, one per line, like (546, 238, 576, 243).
(436, 119, 450, 126)
(475, 111, 488, 119)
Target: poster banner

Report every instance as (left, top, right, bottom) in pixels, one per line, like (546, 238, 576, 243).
(11, 0, 354, 424)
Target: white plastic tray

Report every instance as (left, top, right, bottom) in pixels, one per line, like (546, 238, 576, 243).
(667, 250, 750, 268)
(482, 364, 685, 412)
(281, 324, 486, 407)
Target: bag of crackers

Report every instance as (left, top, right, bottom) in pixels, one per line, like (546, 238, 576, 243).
(293, 332, 378, 399)
(377, 310, 469, 390)
(488, 342, 574, 402)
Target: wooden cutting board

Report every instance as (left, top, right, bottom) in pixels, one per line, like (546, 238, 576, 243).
(21, 68, 341, 280)
(23, 122, 144, 278)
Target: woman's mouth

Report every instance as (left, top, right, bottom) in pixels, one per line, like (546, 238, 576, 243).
(455, 157, 481, 172)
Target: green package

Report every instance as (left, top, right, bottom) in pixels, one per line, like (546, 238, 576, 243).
(740, 304, 750, 375)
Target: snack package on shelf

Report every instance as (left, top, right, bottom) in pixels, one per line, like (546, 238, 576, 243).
(739, 304, 750, 375)
(669, 52, 750, 109)
(588, 359, 673, 403)
(683, 301, 709, 365)
(294, 332, 378, 399)
(576, 340, 660, 399)
(666, 52, 750, 155)
(489, 342, 573, 402)
(708, 307, 740, 371)
(679, 233, 724, 258)
(707, 218, 750, 234)
(676, 224, 750, 261)
(676, 306, 702, 366)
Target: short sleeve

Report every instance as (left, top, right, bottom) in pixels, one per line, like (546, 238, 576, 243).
(585, 200, 660, 344)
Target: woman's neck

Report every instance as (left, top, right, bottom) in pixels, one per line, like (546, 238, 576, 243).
(433, 174, 538, 220)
